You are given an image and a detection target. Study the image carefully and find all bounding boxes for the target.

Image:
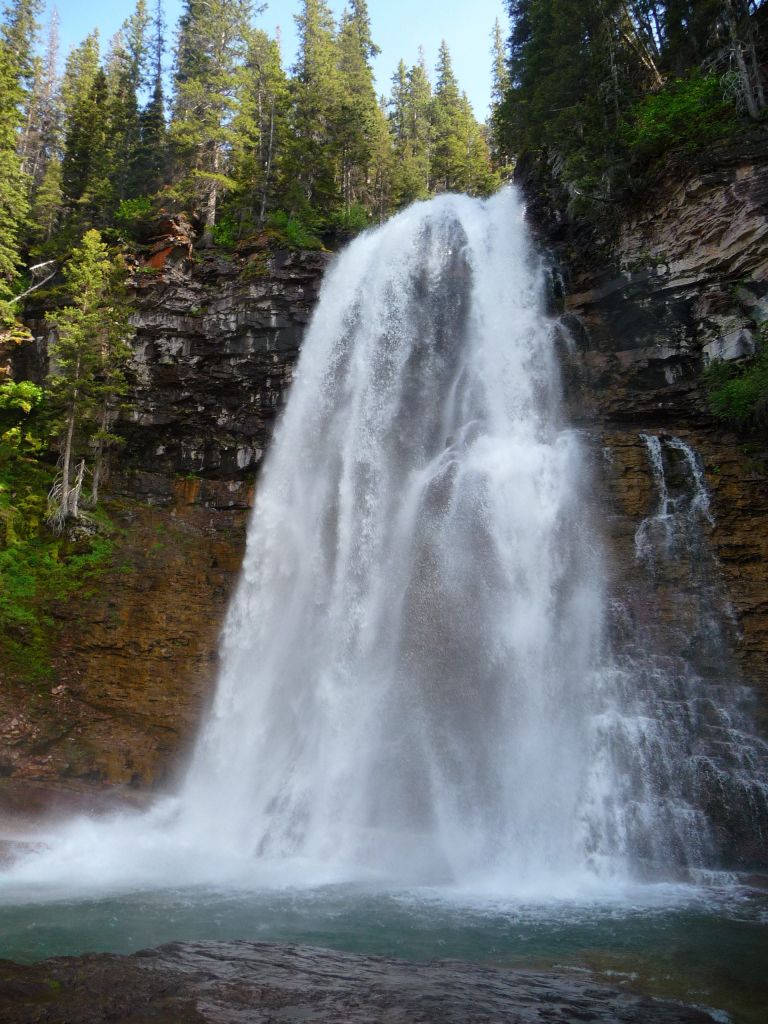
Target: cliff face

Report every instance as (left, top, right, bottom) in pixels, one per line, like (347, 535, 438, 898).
(524, 133, 768, 702)
(0, 239, 329, 808)
(2, 137, 767, 810)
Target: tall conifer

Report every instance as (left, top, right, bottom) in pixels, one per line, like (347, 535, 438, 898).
(135, 0, 168, 195)
(231, 28, 290, 230)
(336, 0, 386, 210)
(0, 36, 28, 305)
(171, 0, 255, 245)
(286, 0, 341, 218)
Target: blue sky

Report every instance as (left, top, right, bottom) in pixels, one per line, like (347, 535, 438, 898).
(43, 0, 507, 118)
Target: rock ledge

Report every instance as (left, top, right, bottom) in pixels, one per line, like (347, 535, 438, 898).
(0, 939, 717, 1023)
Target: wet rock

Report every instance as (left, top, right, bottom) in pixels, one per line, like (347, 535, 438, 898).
(0, 940, 717, 1023)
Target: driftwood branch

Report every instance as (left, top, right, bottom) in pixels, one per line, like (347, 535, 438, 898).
(9, 263, 59, 305)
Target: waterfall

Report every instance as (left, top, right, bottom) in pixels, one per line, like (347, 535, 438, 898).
(634, 434, 712, 566)
(175, 189, 609, 888)
(4, 191, 767, 895)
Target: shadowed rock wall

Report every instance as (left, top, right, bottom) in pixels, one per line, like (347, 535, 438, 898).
(0, 240, 329, 807)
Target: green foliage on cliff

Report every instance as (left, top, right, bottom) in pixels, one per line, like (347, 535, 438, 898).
(0, 378, 43, 455)
(704, 347, 768, 432)
(623, 73, 737, 160)
(0, 445, 114, 682)
(266, 210, 323, 250)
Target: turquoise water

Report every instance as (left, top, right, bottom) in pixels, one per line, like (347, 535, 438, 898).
(1, 882, 766, 1022)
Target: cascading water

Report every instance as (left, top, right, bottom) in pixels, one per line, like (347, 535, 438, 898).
(175, 188, 609, 889)
(3, 191, 767, 898)
(600, 434, 768, 873)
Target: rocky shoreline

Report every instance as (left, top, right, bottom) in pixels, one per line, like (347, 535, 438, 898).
(0, 940, 718, 1023)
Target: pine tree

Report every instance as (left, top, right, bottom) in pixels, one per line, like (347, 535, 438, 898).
(28, 155, 63, 256)
(171, 0, 254, 246)
(104, 33, 142, 203)
(20, 10, 61, 188)
(389, 59, 409, 142)
(388, 54, 431, 206)
(369, 92, 395, 220)
(403, 54, 433, 198)
(61, 36, 114, 232)
(106, 0, 152, 200)
(231, 27, 290, 231)
(0, 0, 42, 89)
(664, 0, 720, 70)
(336, 0, 386, 212)
(135, 0, 168, 195)
(489, 17, 512, 168)
(46, 230, 132, 525)
(498, 0, 630, 189)
(285, 0, 341, 219)
(0, 36, 28, 307)
(431, 41, 496, 195)
(60, 33, 100, 214)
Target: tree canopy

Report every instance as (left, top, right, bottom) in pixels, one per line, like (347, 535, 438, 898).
(492, 1, 767, 207)
(0, 0, 498, 269)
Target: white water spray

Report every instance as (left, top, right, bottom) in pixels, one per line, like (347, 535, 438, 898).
(4, 192, 617, 893)
(176, 189, 610, 888)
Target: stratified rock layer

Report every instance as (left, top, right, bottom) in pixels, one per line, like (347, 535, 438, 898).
(532, 133, 768, 698)
(0, 940, 716, 1023)
(0, 243, 329, 801)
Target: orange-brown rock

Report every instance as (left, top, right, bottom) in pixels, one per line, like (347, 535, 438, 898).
(0, 497, 247, 801)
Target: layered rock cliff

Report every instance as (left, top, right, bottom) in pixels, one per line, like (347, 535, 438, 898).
(522, 131, 768, 706)
(2, 133, 767, 811)
(0, 236, 329, 808)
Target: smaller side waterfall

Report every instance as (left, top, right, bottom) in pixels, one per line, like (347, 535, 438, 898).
(634, 435, 712, 566)
(599, 434, 768, 874)
(638, 434, 716, 573)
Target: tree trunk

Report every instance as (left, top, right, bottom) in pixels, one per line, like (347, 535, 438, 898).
(91, 450, 102, 507)
(60, 400, 76, 518)
(725, 0, 764, 119)
(90, 403, 110, 507)
(259, 98, 276, 227)
(619, 15, 664, 89)
(60, 349, 82, 519)
(71, 459, 85, 520)
(201, 183, 218, 248)
(200, 146, 221, 248)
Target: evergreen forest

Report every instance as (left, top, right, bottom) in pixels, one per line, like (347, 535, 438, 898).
(0, 0, 498, 306)
(492, 1, 767, 214)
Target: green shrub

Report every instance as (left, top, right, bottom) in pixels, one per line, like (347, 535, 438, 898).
(266, 210, 323, 250)
(704, 347, 768, 431)
(624, 73, 736, 161)
(329, 202, 371, 233)
(115, 197, 155, 240)
(212, 212, 239, 249)
(0, 380, 45, 454)
(0, 447, 114, 682)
